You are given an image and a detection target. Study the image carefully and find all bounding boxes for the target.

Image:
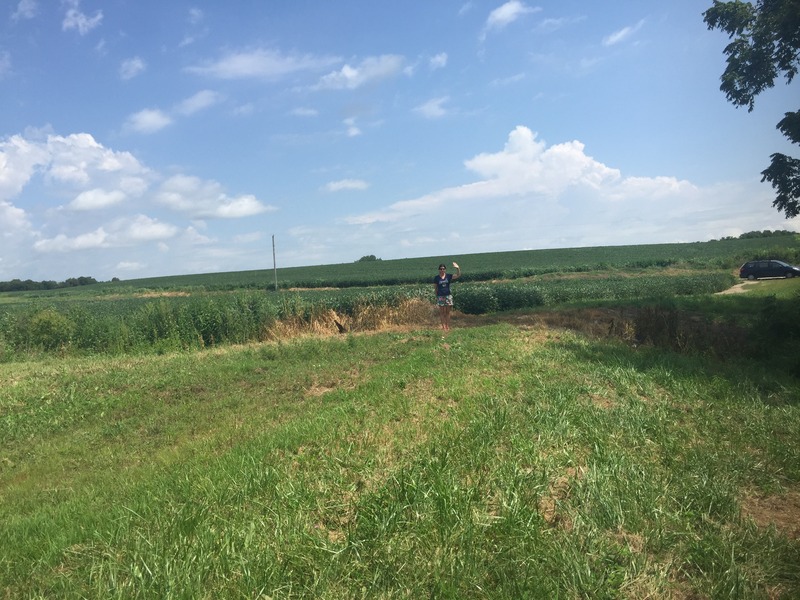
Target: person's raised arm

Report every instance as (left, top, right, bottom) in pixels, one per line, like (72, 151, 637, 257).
(452, 261, 461, 280)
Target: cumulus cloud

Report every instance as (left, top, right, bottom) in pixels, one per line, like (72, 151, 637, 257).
(33, 215, 179, 253)
(313, 55, 405, 90)
(120, 57, 146, 80)
(62, 0, 102, 35)
(68, 188, 127, 211)
(155, 174, 277, 219)
(1, 129, 281, 280)
(317, 125, 796, 262)
(0, 134, 49, 197)
(46, 133, 151, 188)
(0, 200, 30, 233)
(323, 179, 369, 192)
(343, 125, 675, 226)
(187, 48, 340, 79)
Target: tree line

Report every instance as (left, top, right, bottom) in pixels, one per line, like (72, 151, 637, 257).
(0, 276, 99, 293)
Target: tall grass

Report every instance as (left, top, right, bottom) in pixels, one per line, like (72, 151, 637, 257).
(0, 273, 737, 361)
(1, 325, 798, 598)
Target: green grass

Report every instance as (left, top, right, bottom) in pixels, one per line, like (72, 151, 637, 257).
(0, 272, 740, 360)
(2, 238, 799, 597)
(2, 324, 798, 598)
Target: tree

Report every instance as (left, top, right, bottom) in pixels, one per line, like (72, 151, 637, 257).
(703, 0, 800, 217)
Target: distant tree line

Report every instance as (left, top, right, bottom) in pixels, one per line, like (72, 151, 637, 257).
(716, 230, 796, 241)
(0, 276, 99, 292)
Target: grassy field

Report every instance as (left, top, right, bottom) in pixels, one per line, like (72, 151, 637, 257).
(1, 318, 799, 598)
(4, 235, 799, 297)
(1, 237, 799, 597)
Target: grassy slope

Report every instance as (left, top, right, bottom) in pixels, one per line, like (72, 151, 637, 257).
(2, 321, 798, 598)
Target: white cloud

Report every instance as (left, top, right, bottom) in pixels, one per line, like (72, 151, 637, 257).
(34, 228, 107, 252)
(0, 134, 49, 197)
(1, 132, 152, 216)
(313, 55, 405, 90)
(187, 48, 340, 79)
(603, 20, 645, 47)
(482, 1, 539, 39)
(118, 214, 178, 242)
(429, 53, 448, 70)
(343, 126, 641, 225)
(536, 15, 586, 34)
(327, 125, 795, 261)
(120, 57, 146, 80)
(69, 188, 126, 211)
(122, 91, 222, 133)
(344, 118, 361, 137)
(155, 174, 277, 219)
(0, 200, 30, 233)
(459, 2, 474, 17)
(46, 134, 151, 189)
(175, 90, 223, 115)
(1, 129, 289, 279)
(179, 9, 208, 48)
(62, 0, 102, 35)
(415, 96, 450, 119)
(324, 179, 369, 192)
(12, 0, 37, 21)
(33, 215, 179, 253)
(188, 7, 204, 25)
(123, 109, 173, 134)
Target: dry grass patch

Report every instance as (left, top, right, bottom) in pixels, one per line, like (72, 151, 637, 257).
(741, 489, 800, 539)
(538, 465, 587, 529)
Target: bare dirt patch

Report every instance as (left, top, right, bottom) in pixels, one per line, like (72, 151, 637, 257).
(716, 281, 760, 295)
(741, 489, 800, 539)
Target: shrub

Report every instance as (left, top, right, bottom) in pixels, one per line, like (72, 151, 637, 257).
(457, 286, 499, 314)
(28, 308, 75, 351)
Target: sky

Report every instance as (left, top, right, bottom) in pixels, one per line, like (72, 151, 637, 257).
(1, 0, 797, 282)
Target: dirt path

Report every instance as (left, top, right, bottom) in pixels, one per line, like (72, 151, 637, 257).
(716, 281, 759, 295)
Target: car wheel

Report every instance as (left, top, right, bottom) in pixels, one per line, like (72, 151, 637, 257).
(748, 274, 756, 280)
(786, 272, 794, 278)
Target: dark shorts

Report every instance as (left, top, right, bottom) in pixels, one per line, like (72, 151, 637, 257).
(437, 295, 453, 307)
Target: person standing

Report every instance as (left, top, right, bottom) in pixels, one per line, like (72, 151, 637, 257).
(433, 261, 461, 332)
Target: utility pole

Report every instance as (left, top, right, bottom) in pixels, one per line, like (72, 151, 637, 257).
(272, 234, 278, 292)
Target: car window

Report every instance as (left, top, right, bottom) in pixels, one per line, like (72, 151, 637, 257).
(758, 261, 769, 269)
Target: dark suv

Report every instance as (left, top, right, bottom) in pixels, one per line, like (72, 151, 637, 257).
(739, 259, 800, 280)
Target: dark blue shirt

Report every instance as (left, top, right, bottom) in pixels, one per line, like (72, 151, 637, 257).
(434, 273, 453, 296)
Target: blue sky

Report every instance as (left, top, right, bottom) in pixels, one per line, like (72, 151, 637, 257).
(1, 0, 797, 281)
